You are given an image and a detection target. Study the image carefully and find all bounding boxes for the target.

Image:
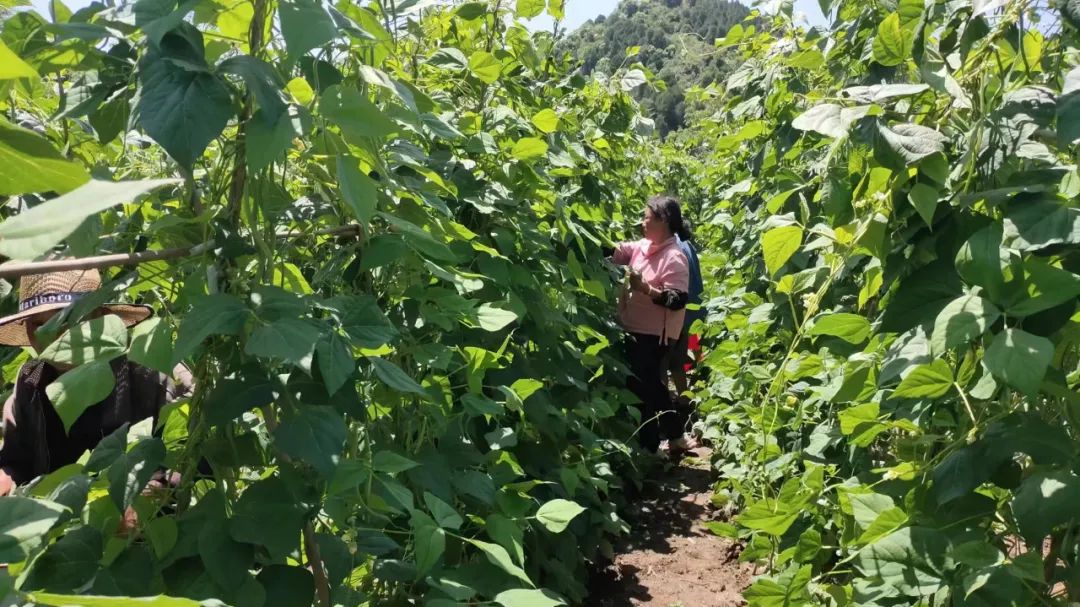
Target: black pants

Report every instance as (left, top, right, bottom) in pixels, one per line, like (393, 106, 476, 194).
(624, 333, 683, 452)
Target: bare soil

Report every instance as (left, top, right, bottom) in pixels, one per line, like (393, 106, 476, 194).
(588, 447, 754, 607)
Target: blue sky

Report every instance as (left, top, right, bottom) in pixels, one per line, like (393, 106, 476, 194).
(28, 0, 828, 35)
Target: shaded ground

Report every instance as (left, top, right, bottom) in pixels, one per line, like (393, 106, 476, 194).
(589, 447, 754, 607)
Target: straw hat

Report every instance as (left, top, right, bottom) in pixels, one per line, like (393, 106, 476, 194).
(0, 268, 152, 347)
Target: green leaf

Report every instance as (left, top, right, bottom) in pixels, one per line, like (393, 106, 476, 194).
(809, 313, 871, 344)
(531, 108, 559, 134)
(247, 109, 302, 172)
(515, 0, 545, 18)
(930, 293, 1001, 354)
(230, 477, 307, 559)
(908, 183, 939, 227)
(204, 374, 276, 426)
(136, 39, 234, 169)
(761, 225, 803, 275)
(534, 499, 585, 533)
(370, 357, 428, 397)
(128, 317, 175, 375)
(872, 13, 913, 66)
(874, 120, 948, 169)
(198, 519, 254, 590)
(493, 588, 567, 607)
(279, 0, 338, 61)
(893, 360, 954, 399)
(0, 39, 38, 80)
(791, 103, 868, 138)
(46, 360, 117, 433)
(1010, 259, 1080, 317)
(26, 593, 225, 607)
(424, 492, 463, 530)
(955, 224, 1013, 304)
(272, 405, 346, 477)
(476, 303, 519, 331)
(174, 294, 251, 362)
(1002, 198, 1080, 252)
(372, 450, 419, 473)
(40, 315, 128, 367)
(468, 51, 501, 83)
(854, 527, 952, 595)
(337, 155, 378, 224)
(245, 318, 323, 372)
(257, 565, 313, 607)
(736, 499, 799, 537)
(466, 539, 533, 586)
(1057, 67, 1080, 145)
(1011, 471, 1080, 543)
(316, 331, 354, 395)
(108, 438, 165, 510)
(0, 178, 177, 260)
(984, 328, 1053, 395)
(485, 427, 517, 450)
(0, 116, 89, 196)
(0, 497, 68, 563)
(217, 55, 288, 122)
(23, 525, 103, 592)
(511, 137, 548, 162)
(486, 513, 523, 565)
(410, 510, 444, 575)
(321, 294, 398, 348)
(85, 424, 130, 473)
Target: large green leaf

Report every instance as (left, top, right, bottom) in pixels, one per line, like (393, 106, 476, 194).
(230, 477, 307, 559)
(0, 39, 38, 80)
(316, 331, 354, 395)
(511, 137, 548, 162)
(872, 13, 913, 66)
(136, 33, 234, 169)
(735, 499, 800, 537)
(410, 510, 444, 575)
(761, 225, 803, 275)
(279, 0, 338, 60)
(493, 588, 567, 607)
(468, 51, 501, 83)
(337, 155, 378, 224)
(108, 437, 165, 510)
(0, 497, 68, 563)
(515, 0, 545, 18)
(217, 54, 288, 122)
(370, 357, 428, 397)
(1011, 471, 1080, 543)
(808, 313, 871, 344)
(955, 224, 1015, 304)
(907, 182, 939, 227)
(320, 295, 398, 348)
(893, 360, 953, 399)
(245, 318, 323, 372)
(791, 103, 869, 138)
(45, 360, 117, 433)
(39, 315, 128, 367)
(0, 117, 89, 196)
(1002, 198, 1080, 252)
(874, 120, 947, 168)
(26, 593, 225, 607)
(1009, 258, 1080, 317)
(320, 85, 396, 140)
(1057, 67, 1080, 145)
(930, 293, 1001, 354)
(23, 525, 103, 592)
(467, 539, 532, 586)
(854, 527, 953, 595)
(127, 317, 175, 375)
(272, 405, 346, 477)
(173, 294, 251, 362)
(984, 328, 1053, 395)
(534, 499, 585, 533)
(0, 178, 178, 260)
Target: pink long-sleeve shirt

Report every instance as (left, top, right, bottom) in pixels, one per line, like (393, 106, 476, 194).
(612, 237, 689, 342)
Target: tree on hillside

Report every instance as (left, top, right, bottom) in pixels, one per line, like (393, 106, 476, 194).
(558, 0, 750, 134)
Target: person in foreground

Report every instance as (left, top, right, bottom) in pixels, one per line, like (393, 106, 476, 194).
(0, 267, 192, 497)
(608, 194, 691, 453)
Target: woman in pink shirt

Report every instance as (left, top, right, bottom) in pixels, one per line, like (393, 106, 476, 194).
(608, 195, 691, 453)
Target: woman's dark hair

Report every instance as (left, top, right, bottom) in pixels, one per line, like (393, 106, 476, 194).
(647, 194, 691, 241)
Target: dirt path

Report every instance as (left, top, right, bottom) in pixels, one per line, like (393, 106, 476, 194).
(589, 448, 754, 607)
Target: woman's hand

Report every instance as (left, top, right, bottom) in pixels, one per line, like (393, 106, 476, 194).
(629, 270, 655, 297)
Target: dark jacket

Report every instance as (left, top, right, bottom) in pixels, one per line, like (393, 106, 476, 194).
(0, 357, 188, 484)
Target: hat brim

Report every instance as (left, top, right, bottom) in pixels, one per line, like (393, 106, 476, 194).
(0, 303, 154, 347)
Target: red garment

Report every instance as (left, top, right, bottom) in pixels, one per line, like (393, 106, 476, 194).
(685, 334, 701, 372)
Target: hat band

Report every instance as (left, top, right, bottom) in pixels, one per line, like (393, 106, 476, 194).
(18, 292, 87, 312)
